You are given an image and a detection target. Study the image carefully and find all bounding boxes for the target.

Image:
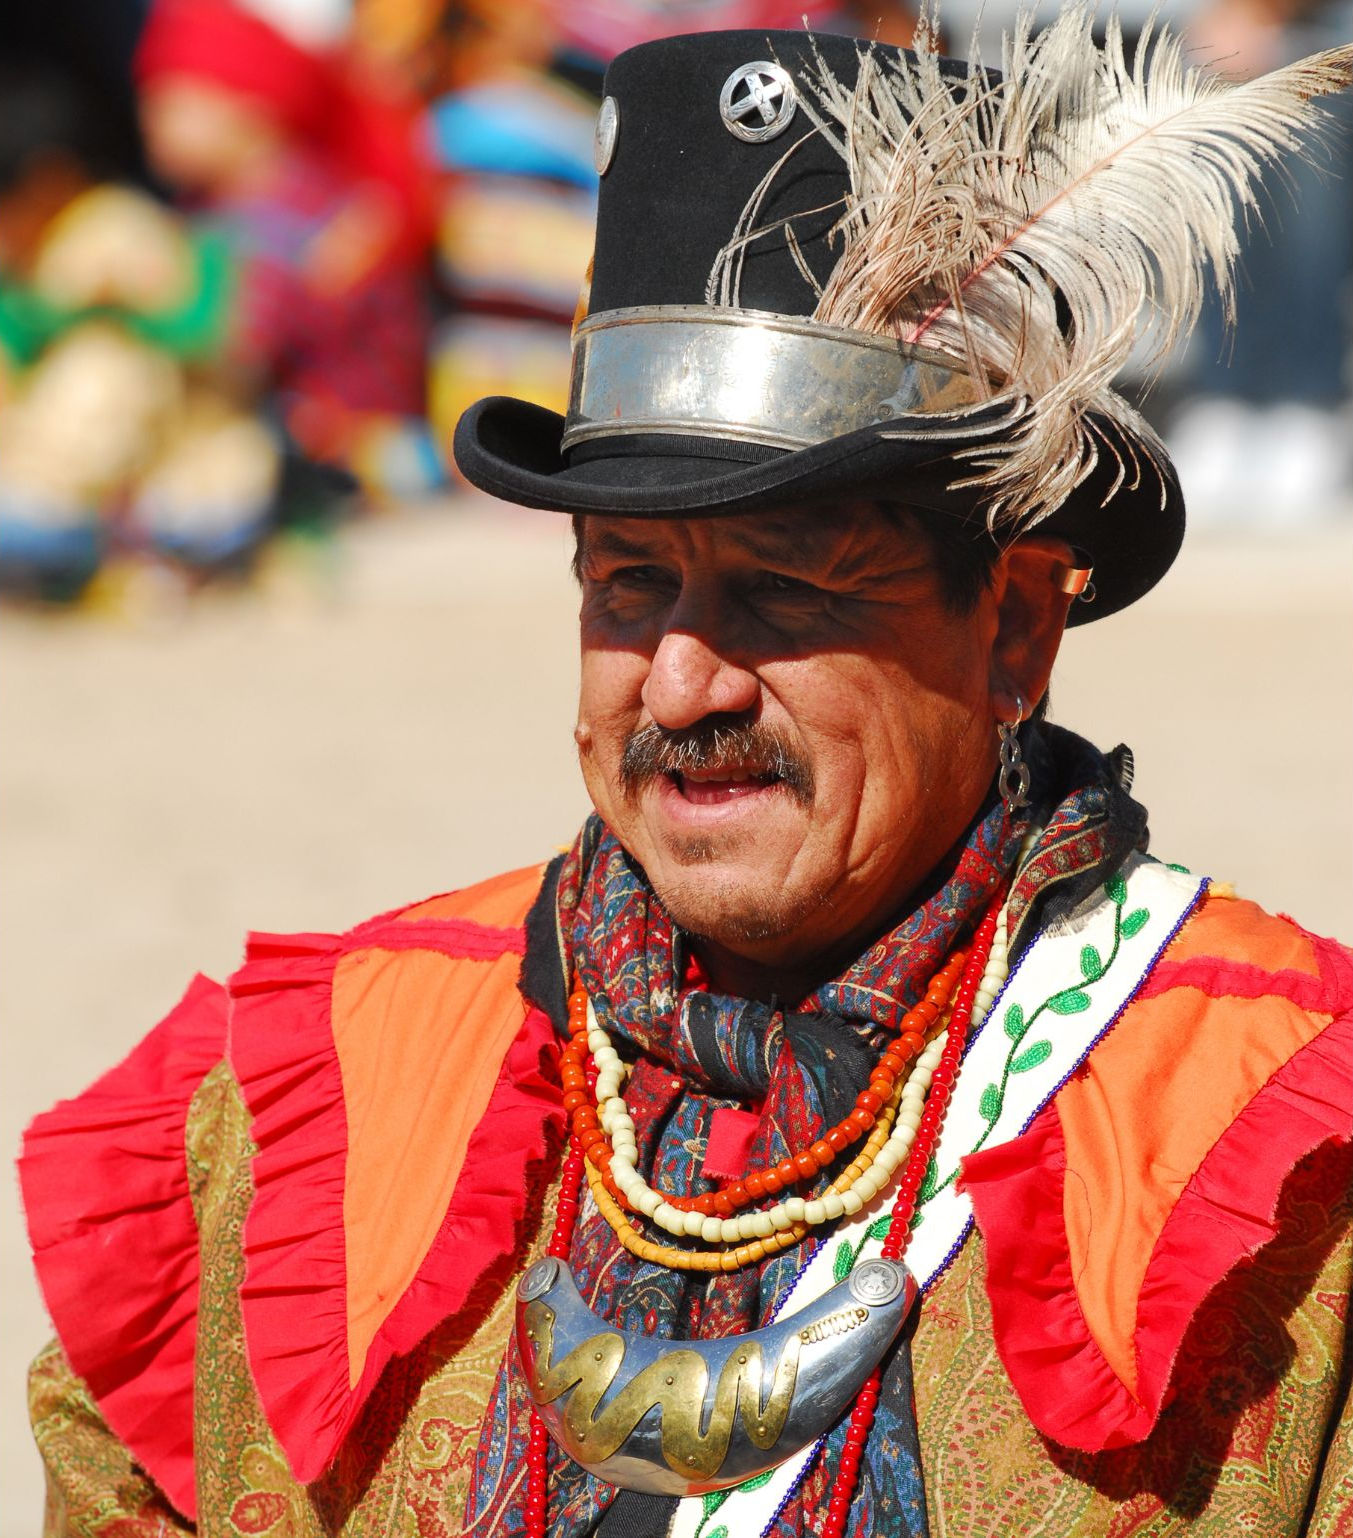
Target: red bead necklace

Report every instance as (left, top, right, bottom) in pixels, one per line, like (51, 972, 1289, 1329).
(562, 946, 968, 1221)
(525, 889, 1005, 1538)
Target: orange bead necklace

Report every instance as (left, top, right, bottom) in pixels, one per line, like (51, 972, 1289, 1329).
(559, 944, 967, 1235)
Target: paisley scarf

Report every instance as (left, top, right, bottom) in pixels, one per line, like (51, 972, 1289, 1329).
(465, 724, 1145, 1538)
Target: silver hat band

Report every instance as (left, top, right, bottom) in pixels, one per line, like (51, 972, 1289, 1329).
(563, 306, 982, 455)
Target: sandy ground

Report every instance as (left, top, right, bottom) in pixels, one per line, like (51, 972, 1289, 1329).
(3, 499, 1351, 1530)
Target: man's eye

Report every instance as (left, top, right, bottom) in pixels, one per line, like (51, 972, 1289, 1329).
(757, 571, 817, 598)
(598, 565, 680, 602)
(612, 565, 668, 589)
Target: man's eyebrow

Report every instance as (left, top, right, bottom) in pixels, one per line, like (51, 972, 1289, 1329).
(579, 514, 863, 571)
(731, 516, 837, 563)
(731, 515, 898, 580)
(579, 527, 666, 563)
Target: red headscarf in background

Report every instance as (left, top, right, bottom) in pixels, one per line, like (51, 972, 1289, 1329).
(135, 0, 434, 269)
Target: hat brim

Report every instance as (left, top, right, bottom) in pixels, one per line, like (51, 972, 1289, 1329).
(453, 395, 1184, 625)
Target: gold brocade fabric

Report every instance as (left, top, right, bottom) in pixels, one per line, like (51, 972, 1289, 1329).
(911, 1140, 1353, 1537)
(30, 1071, 1353, 1538)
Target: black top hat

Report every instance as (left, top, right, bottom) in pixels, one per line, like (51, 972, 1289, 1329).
(454, 27, 1184, 623)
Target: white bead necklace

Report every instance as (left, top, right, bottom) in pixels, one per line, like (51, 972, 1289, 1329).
(586, 898, 1013, 1246)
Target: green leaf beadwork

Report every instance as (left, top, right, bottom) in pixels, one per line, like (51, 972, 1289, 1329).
(693, 1470, 776, 1536)
(927, 869, 1150, 1200)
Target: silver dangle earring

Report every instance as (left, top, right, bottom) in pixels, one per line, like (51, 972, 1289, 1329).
(997, 697, 1031, 813)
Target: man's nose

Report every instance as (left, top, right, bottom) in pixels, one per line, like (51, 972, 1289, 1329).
(641, 628, 760, 730)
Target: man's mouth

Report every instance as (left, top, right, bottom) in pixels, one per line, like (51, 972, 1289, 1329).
(620, 719, 815, 807)
(670, 767, 782, 804)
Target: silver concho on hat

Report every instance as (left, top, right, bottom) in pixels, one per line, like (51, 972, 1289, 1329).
(594, 95, 620, 175)
(719, 61, 797, 144)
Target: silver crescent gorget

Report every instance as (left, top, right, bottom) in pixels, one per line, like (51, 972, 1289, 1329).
(514, 1255, 917, 1496)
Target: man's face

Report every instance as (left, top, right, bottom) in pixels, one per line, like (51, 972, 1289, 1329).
(575, 503, 1016, 981)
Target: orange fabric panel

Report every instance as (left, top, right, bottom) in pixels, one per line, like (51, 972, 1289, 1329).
(1159, 891, 1319, 975)
(331, 944, 528, 1388)
(1059, 986, 1329, 1398)
(398, 864, 547, 928)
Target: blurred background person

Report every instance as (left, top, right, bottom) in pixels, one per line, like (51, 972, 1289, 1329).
(0, 49, 282, 599)
(1170, 0, 1353, 527)
(420, 0, 598, 463)
(135, 0, 441, 499)
(418, 0, 921, 474)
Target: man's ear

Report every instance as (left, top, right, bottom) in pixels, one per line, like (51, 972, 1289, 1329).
(987, 537, 1078, 720)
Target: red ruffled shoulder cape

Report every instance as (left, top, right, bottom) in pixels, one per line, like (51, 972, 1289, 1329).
(21, 974, 228, 1514)
(20, 864, 561, 1519)
(963, 891, 1353, 1451)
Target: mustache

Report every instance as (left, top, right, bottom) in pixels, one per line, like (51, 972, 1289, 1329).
(619, 720, 815, 804)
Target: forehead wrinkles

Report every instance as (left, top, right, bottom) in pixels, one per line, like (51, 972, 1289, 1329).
(581, 508, 923, 578)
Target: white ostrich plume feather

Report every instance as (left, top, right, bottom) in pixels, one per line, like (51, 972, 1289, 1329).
(737, 8, 1353, 529)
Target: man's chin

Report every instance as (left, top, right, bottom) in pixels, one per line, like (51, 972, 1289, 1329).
(648, 862, 826, 951)
(616, 789, 824, 947)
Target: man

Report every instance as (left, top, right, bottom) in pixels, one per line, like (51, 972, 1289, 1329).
(21, 14, 1353, 1537)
